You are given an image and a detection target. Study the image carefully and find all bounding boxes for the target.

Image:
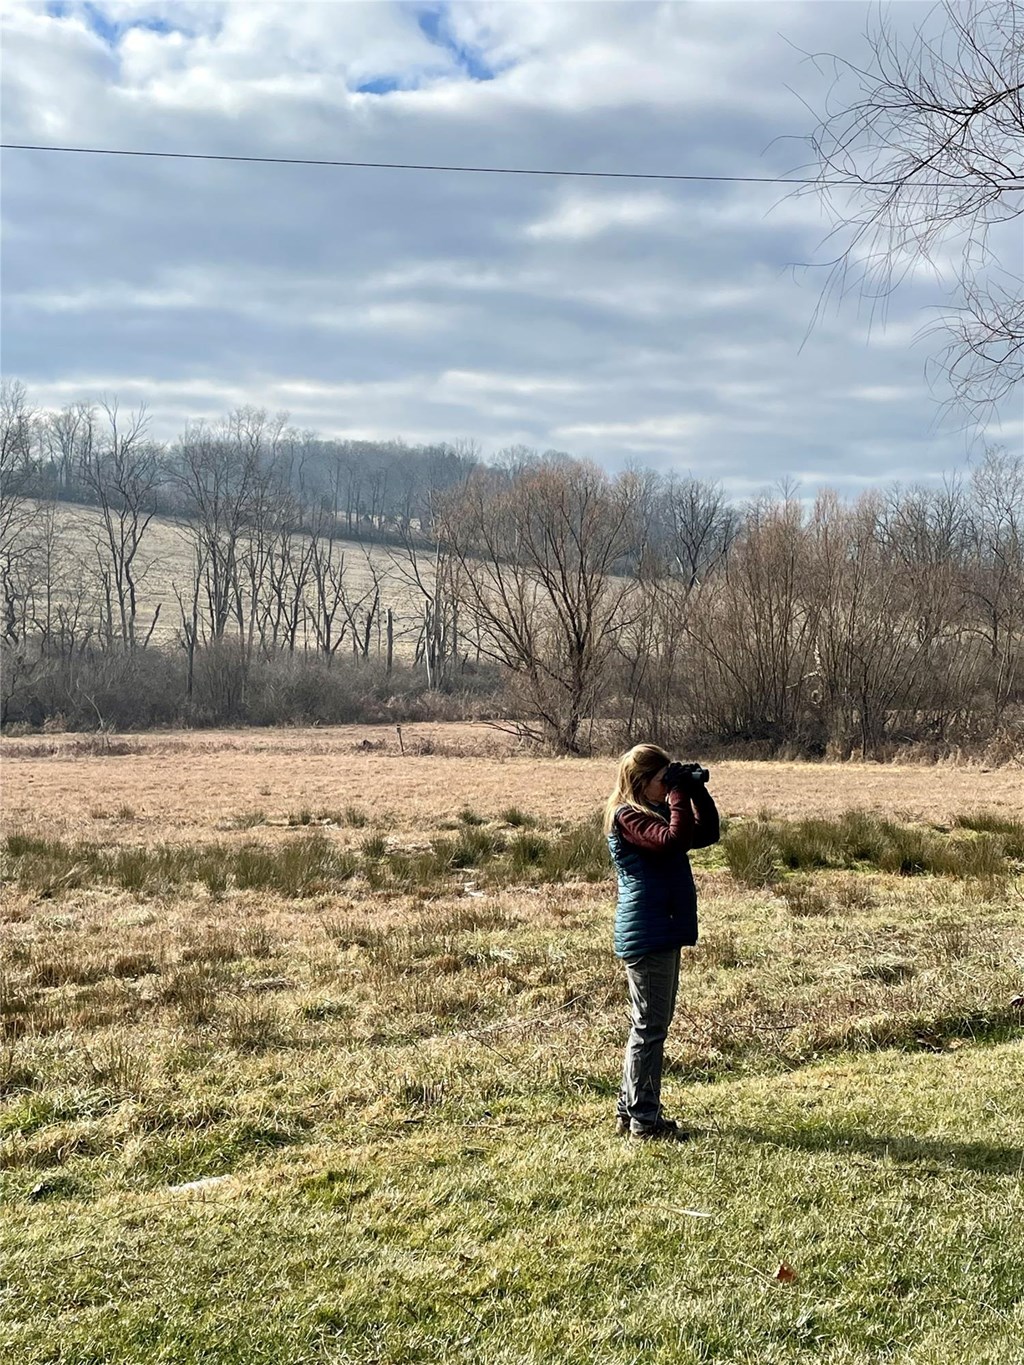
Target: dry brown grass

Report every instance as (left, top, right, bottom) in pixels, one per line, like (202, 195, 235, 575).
(2, 724, 1021, 846)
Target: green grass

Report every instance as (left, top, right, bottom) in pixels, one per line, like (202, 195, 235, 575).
(2, 801, 1023, 1363)
(3, 831, 357, 899)
(5, 809, 1021, 904)
(723, 810, 1020, 887)
(2, 1045, 1021, 1364)
(954, 810, 1024, 859)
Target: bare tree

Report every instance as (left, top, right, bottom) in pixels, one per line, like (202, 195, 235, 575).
(173, 412, 264, 645)
(307, 527, 352, 665)
(963, 448, 1024, 723)
(42, 402, 95, 492)
(664, 476, 740, 587)
(440, 460, 639, 753)
(0, 379, 36, 559)
(802, 0, 1023, 416)
(809, 491, 942, 755)
(387, 487, 464, 689)
(684, 496, 821, 747)
(81, 401, 162, 650)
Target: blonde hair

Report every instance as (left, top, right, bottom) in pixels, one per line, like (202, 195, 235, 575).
(603, 743, 672, 834)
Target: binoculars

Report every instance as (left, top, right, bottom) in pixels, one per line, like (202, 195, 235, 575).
(663, 761, 710, 789)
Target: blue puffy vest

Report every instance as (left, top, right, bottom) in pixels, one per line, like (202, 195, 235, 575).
(607, 804, 699, 960)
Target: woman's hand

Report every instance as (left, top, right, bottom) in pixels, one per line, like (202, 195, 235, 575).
(662, 762, 687, 790)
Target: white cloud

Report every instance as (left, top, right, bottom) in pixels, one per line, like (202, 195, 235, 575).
(1, 0, 1012, 490)
(525, 192, 676, 241)
(440, 370, 584, 397)
(555, 415, 711, 443)
(850, 385, 921, 403)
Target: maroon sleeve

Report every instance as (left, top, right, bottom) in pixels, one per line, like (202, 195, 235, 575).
(616, 789, 696, 852)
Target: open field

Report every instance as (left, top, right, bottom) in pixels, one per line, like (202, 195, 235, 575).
(1, 730, 1023, 1363)
(4, 723, 1024, 839)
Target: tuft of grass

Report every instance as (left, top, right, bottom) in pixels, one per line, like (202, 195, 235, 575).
(777, 875, 834, 916)
(395, 1074, 446, 1108)
(536, 815, 609, 883)
(299, 999, 353, 1023)
(287, 807, 314, 827)
(234, 834, 357, 897)
(722, 812, 1013, 886)
(450, 826, 504, 869)
(360, 833, 388, 861)
(4, 832, 359, 901)
(857, 958, 917, 984)
(0, 1042, 39, 1095)
(692, 930, 745, 969)
(222, 810, 267, 831)
(81, 1031, 149, 1096)
(724, 820, 780, 887)
(199, 858, 229, 900)
(239, 922, 276, 961)
(500, 806, 539, 829)
(158, 966, 221, 1026)
(954, 809, 1024, 858)
(458, 807, 487, 827)
(506, 830, 552, 873)
(221, 998, 285, 1054)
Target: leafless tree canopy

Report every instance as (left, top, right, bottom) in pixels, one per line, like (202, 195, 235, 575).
(1, 384, 1022, 758)
(803, 0, 1023, 414)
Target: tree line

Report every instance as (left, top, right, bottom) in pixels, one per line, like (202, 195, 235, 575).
(2, 380, 1021, 760)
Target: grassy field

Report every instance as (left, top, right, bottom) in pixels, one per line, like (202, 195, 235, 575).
(1, 731, 1022, 1363)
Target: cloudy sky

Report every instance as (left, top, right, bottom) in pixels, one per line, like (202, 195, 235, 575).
(2, 0, 1020, 495)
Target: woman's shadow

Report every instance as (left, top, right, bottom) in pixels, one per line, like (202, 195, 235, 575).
(722, 1123, 1024, 1176)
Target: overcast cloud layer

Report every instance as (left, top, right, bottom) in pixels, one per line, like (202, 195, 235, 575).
(2, 0, 1020, 495)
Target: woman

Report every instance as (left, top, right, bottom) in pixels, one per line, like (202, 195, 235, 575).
(605, 743, 720, 1140)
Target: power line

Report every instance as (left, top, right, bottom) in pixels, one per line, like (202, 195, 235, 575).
(0, 141, 963, 188)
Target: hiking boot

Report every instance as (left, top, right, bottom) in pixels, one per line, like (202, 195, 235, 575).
(629, 1117, 692, 1142)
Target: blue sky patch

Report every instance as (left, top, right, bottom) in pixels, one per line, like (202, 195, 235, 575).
(48, 2, 180, 44)
(355, 75, 406, 96)
(415, 3, 500, 82)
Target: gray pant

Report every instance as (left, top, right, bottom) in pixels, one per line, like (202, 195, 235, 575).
(618, 949, 680, 1133)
